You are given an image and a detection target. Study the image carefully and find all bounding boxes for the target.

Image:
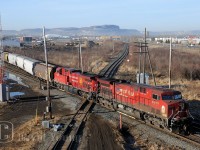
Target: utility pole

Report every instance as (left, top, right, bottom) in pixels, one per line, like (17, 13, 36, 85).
(169, 37, 172, 89)
(79, 38, 83, 73)
(135, 30, 156, 86)
(0, 13, 7, 102)
(113, 41, 115, 54)
(143, 28, 147, 84)
(138, 43, 142, 84)
(0, 14, 2, 50)
(43, 27, 52, 119)
(0, 13, 3, 80)
(146, 46, 156, 86)
(78, 41, 81, 69)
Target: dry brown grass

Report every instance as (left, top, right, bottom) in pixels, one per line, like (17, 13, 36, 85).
(5, 40, 124, 73)
(2, 118, 43, 150)
(6, 41, 200, 101)
(116, 43, 200, 101)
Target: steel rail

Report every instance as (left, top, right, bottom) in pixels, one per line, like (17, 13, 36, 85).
(116, 110, 200, 148)
(99, 44, 129, 78)
(50, 100, 94, 150)
(106, 46, 129, 78)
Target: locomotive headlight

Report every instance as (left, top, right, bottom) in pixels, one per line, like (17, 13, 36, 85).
(161, 105, 166, 114)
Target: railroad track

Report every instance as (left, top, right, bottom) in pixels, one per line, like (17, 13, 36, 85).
(7, 95, 66, 103)
(50, 100, 95, 150)
(5, 55, 200, 149)
(99, 43, 129, 78)
(192, 120, 200, 131)
(5, 62, 43, 85)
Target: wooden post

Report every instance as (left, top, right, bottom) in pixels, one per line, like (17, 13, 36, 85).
(143, 28, 147, 84)
(80, 42, 83, 73)
(78, 41, 81, 69)
(169, 37, 172, 89)
(35, 108, 38, 125)
(146, 46, 156, 86)
(119, 113, 122, 130)
(113, 42, 115, 53)
(138, 43, 142, 84)
(43, 27, 52, 119)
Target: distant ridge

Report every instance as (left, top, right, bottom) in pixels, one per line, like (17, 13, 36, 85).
(3, 25, 200, 37)
(3, 25, 141, 36)
(149, 30, 200, 37)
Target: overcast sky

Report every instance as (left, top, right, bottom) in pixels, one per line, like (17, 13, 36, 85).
(0, 0, 199, 31)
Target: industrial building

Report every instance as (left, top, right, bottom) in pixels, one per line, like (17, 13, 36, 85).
(20, 36, 32, 47)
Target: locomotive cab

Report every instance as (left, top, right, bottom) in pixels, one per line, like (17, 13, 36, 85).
(54, 67, 81, 85)
(54, 67, 69, 85)
(161, 91, 192, 134)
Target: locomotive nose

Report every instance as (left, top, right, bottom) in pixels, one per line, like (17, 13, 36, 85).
(179, 101, 189, 111)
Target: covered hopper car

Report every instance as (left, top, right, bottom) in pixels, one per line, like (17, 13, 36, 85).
(34, 63, 56, 82)
(23, 58, 40, 75)
(8, 53, 19, 65)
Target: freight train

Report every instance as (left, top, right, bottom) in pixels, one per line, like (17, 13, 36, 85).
(4, 52, 193, 134)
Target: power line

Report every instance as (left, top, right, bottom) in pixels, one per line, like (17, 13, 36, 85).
(134, 28, 156, 86)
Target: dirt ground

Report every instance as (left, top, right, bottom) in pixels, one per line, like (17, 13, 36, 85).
(0, 73, 73, 149)
(80, 114, 123, 150)
(80, 105, 188, 150)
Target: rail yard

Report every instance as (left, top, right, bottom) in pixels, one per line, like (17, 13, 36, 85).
(0, 40, 199, 150)
(1, 1, 200, 150)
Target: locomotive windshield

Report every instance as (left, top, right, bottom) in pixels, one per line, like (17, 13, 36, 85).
(162, 94, 182, 100)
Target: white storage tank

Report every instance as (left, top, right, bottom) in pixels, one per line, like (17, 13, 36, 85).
(23, 58, 40, 75)
(42, 121, 50, 128)
(137, 73, 149, 85)
(8, 53, 18, 65)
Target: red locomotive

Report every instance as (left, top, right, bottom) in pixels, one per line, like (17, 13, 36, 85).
(54, 67, 98, 98)
(54, 67, 81, 88)
(110, 81, 191, 133)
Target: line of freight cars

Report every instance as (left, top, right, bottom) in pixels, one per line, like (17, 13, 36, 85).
(4, 52, 193, 134)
